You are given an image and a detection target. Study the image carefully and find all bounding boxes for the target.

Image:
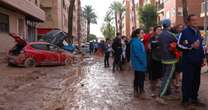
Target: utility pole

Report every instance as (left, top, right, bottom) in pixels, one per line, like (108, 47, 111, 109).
(204, 0, 208, 44)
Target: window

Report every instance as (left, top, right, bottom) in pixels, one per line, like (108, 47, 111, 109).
(0, 13, 9, 32)
(43, 8, 52, 21)
(201, 2, 208, 13)
(202, 2, 205, 13)
(177, 7, 183, 16)
(48, 44, 58, 51)
(31, 44, 49, 50)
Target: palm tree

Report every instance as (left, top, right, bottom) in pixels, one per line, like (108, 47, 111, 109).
(110, 1, 125, 34)
(182, 0, 188, 24)
(83, 5, 97, 41)
(132, 0, 137, 29)
(68, 0, 76, 44)
(101, 11, 116, 39)
(104, 11, 114, 23)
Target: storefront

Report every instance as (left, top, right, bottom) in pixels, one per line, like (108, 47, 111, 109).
(0, 0, 45, 53)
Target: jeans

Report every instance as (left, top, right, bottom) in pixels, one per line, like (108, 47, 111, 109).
(160, 64, 176, 97)
(104, 52, 110, 67)
(134, 71, 145, 93)
(113, 55, 122, 71)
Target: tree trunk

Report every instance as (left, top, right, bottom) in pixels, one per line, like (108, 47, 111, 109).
(87, 21, 90, 42)
(119, 12, 122, 35)
(115, 12, 119, 33)
(132, 0, 137, 29)
(68, 0, 76, 44)
(77, 0, 81, 46)
(182, 0, 188, 24)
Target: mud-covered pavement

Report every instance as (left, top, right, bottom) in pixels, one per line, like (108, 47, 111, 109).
(0, 56, 208, 110)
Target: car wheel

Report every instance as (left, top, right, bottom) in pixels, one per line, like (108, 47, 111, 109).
(64, 58, 72, 66)
(24, 58, 36, 67)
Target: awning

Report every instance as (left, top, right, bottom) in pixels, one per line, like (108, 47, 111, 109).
(37, 28, 53, 35)
(0, 0, 45, 22)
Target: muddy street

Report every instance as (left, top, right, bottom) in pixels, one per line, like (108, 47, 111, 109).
(0, 56, 207, 110)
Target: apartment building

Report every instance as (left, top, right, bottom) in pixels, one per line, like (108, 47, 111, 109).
(38, 0, 79, 38)
(156, 0, 204, 27)
(200, 1, 208, 18)
(0, 0, 45, 53)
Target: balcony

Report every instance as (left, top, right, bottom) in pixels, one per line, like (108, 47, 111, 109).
(40, 0, 53, 8)
(0, 0, 45, 22)
(201, 1, 208, 17)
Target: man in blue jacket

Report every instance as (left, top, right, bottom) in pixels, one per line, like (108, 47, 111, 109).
(159, 19, 177, 96)
(177, 14, 205, 107)
(156, 19, 178, 105)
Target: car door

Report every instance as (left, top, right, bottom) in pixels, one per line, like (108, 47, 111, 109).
(31, 44, 51, 65)
(47, 44, 61, 65)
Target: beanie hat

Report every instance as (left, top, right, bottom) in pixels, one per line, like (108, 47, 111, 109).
(162, 19, 171, 28)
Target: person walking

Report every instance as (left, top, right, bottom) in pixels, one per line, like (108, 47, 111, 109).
(156, 19, 178, 104)
(148, 26, 163, 96)
(121, 36, 127, 64)
(177, 14, 206, 107)
(104, 38, 111, 67)
(130, 28, 147, 98)
(89, 41, 94, 54)
(112, 33, 123, 72)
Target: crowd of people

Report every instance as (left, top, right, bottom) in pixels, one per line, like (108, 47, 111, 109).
(100, 14, 207, 108)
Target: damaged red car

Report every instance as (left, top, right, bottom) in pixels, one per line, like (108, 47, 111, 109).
(8, 33, 74, 67)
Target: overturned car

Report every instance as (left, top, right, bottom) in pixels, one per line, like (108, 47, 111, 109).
(41, 30, 77, 53)
(8, 33, 74, 67)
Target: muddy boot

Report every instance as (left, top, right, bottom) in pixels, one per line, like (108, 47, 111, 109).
(156, 97, 168, 105)
(150, 81, 157, 97)
(139, 93, 151, 100)
(192, 100, 206, 107)
(134, 89, 139, 97)
(163, 95, 181, 101)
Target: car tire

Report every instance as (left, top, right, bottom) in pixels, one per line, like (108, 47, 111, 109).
(24, 58, 36, 67)
(64, 58, 72, 66)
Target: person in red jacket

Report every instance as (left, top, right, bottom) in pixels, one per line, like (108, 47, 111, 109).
(143, 27, 154, 75)
(143, 27, 154, 50)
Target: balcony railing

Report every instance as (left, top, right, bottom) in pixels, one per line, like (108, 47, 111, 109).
(201, 1, 208, 13)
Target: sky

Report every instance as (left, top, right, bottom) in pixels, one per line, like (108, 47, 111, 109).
(82, 0, 122, 38)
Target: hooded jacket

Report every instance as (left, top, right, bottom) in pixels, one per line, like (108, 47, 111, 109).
(130, 37, 147, 72)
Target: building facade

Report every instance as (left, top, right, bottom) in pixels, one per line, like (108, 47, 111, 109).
(38, 0, 79, 38)
(80, 15, 87, 42)
(0, 0, 45, 53)
(122, 0, 137, 39)
(156, 0, 204, 27)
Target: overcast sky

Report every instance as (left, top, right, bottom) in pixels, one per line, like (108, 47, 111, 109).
(82, 0, 122, 38)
